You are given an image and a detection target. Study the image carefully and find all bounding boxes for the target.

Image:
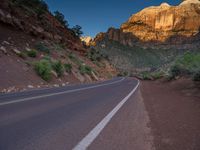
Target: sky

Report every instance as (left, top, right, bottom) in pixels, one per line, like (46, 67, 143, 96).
(45, 0, 181, 37)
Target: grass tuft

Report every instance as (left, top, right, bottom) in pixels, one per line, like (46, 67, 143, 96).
(52, 60, 64, 77)
(64, 63, 72, 73)
(79, 65, 92, 75)
(35, 42, 50, 53)
(169, 52, 200, 79)
(27, 49, 37, 57)
(34, 59, 52, 81)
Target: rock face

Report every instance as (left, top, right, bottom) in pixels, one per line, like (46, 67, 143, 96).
(106, 28, 139, 46)
(81, 36, 93, 46)
(94, 0, 200, 48)
(93, 28, 139, 47)
(121, 0, 200, 42)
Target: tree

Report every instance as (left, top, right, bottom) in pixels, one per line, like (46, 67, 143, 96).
(39, 0, 48, 11)
(72, 25, 83, 37)
(54, 11, 69, 28)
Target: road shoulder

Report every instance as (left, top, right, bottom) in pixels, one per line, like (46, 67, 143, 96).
(89, 87, 155, 150)
(141, 79, 200, 150)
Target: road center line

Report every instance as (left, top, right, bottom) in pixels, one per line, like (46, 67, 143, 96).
(72, 80, 140, 150)
(0, 78, 125, 106)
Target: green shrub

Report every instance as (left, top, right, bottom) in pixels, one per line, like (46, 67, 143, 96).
(27, 49, 37, 57)
(35, 42, 50, 53)
(140, 72, 152, 80)
(68, 53, 75, 59)
(34, 59, 52, 81)
(42, 55, 51, 61)
(117, 71, 129, 77)
(193, 71, 200, 81)
(68, 53, 82, 65)
(79, 65, 92, 75)
(64, 63, 72, 73)
(170, 65, 181, 78)
(16, 52, 26, 59)
(52, 60, 64, 77)
(170, 52, 200, 79)
(87, 48, 103, 62)
(53, 43, 65, 51)
(138, 71, 163, 80)
(151, 72, 163, 80)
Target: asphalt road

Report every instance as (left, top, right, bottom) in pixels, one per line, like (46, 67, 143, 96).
(0, 77, 153, 150)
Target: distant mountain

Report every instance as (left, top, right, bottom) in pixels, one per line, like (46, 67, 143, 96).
(121, 0, 200, 42)
(92, 0, 200, 75)
(94, 0, 200, 48)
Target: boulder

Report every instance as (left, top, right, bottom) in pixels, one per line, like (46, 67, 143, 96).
(12, 17, 24, 30)
(51, 70, 58, 78)
(31, 26, 44, 34)
(2, 41, 10, 45)
(72, 70, 85, 82)
(91, 71, 99, 81)
(0, 46, 7, 54)
(12, 48, 21, 55)
(27, 85, 34, 88)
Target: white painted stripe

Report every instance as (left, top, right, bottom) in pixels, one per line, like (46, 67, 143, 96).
(73, 80, 140, 150)
(0, 78, 125, 106)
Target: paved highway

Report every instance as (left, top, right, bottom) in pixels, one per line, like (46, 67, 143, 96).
(0, 77, 153, 150)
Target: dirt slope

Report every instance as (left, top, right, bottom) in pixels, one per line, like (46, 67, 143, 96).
(0, 22, 117, 92)
(0, 0, 118, 93)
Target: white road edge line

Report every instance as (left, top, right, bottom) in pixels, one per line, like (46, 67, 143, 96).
(72, 80, 140, 150)
(0, 78, 125, 106)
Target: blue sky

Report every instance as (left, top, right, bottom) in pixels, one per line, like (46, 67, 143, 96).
(45, 0, 181, 37)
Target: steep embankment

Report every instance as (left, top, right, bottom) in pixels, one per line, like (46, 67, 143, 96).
(0, 0, 84, 52)
(0, 0, 117, 93)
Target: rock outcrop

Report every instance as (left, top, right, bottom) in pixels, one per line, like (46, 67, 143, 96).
(81, 36, 93, 46)
(93, 28, 140, 47)
(121, 0, 200, 42)
(94, 0, 200, 48)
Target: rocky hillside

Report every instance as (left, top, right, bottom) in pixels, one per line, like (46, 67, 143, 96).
(0, 0, 84, 52)
(0, 0, 117, 93)
(94, 0, 200, 49)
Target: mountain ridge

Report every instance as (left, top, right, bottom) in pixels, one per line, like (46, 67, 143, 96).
(93, 0, 200, 48)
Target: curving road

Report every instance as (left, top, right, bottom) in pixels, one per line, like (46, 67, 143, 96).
(0, 77, 154, 150)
